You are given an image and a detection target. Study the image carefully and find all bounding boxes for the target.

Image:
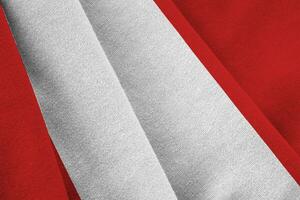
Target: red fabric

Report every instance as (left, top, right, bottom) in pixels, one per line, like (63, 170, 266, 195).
(172, 0, 300, 156)
(155, 0, 300, 184)
(0, 7, 80, 199)
(54, 143, 81, 200)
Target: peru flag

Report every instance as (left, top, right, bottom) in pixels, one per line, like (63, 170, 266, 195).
(0, 0, 299, 199)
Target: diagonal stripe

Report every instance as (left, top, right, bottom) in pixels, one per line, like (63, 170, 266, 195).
(0, 6, 72, 200)
(155, 0, 300, 185)
(79, 0, 300, 199)
(3, 0, 300, 199)
(1, 1, 177, 199)
(173, 0, 300, 157)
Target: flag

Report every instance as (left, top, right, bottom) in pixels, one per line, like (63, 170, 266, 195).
(1, 0, 299, 199)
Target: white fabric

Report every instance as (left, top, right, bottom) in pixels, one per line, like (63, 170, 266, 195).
(2, 0, 300, 199)
(1, 1, 176, 199)
(79, 1, 300, 199)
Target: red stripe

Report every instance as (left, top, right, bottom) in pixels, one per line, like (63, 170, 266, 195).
(53, 142, 81, 200)
(0, 7, 80, 199)
(155, 0, 300, 184)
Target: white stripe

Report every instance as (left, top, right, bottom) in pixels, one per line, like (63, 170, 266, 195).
(2, 0, 300, 199)
(79, 0, 300, 199)
(1, 0, 177, 199)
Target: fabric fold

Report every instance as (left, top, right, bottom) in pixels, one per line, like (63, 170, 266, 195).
(3, 0, 300, 199)
(0, 7, 70, 200)
(172, 0, 300, 157)
(156, 0, 300, 184)
(155, 0, 300, 184)
(1, 0, 177, 199)
(78, 0, 300, 199)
